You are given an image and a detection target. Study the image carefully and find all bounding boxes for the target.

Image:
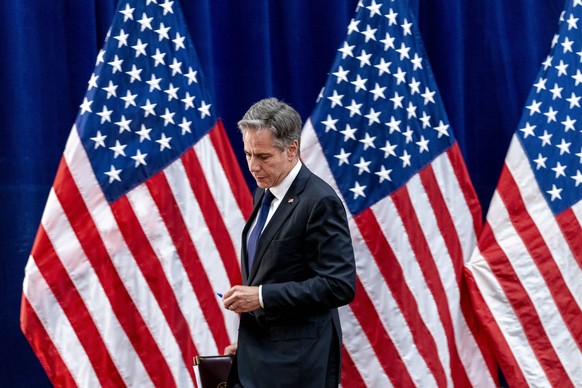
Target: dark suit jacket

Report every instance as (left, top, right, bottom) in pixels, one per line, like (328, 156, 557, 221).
(230, 165, 356, 388)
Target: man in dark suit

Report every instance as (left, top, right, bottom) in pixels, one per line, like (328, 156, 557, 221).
(222, 98, 356, 387)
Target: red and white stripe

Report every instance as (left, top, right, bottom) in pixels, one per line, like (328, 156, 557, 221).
(302, 119, 497, 387)
(21, 120, 252, 387)
(465, 135, 582, 387)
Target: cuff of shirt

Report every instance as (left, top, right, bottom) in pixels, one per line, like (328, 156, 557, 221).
(258, 285, 264, 308)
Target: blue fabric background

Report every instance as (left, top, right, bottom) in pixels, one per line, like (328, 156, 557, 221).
(0, 0, 563, 385)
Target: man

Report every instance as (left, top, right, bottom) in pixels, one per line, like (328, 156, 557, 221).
(222, 98, 356, 387)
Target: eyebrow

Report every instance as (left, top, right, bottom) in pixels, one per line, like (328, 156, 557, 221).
(244, 150, 272, 157)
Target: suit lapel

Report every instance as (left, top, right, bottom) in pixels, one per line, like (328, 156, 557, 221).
(248, 165, 310, 283)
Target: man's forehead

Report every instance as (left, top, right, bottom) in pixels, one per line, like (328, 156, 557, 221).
(244, 129, 275, 144)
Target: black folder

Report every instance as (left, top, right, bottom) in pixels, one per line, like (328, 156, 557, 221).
(193, 355, 233, 388)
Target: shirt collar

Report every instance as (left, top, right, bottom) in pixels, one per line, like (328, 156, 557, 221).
(269, 161, 302, 201)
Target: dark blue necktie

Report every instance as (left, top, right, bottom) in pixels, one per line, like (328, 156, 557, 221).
(247, 189, 275, 270)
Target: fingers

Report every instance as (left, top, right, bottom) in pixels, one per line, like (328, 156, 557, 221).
(224, 342, 238, 355)
(222, 286, 240, 306)
(222, 286, 236, 299)
(222, 285, 260, 312)
(222, 286, 243, 310)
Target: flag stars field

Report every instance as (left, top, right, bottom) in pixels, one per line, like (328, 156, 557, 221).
(516, 4, 582, 213)
(73, 0, 215, 202)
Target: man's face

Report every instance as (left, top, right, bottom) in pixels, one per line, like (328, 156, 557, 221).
(243, 129, 297, 189)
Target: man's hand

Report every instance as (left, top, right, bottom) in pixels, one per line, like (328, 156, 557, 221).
(222, 285, 261, 313)
(224, 342, 238, 356)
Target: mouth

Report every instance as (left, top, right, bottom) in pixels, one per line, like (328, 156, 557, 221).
(254, 176, 268, 187)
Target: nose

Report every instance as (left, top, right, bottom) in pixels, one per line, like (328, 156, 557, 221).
(249, 156, 261, 173)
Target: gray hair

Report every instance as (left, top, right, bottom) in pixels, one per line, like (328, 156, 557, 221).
(238, 98, 302, 155)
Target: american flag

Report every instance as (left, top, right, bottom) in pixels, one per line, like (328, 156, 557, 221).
(301, 0, 497, 386)
(465, 0, 582, 386)
(20, 0, 251, 386)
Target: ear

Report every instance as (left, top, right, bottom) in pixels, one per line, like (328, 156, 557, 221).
(287, 140, 299, 159)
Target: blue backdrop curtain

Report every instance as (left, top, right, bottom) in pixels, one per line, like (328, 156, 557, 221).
(0, 0, 564, 385)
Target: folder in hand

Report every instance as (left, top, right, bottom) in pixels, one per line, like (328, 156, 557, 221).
(193, 355, 233, 388)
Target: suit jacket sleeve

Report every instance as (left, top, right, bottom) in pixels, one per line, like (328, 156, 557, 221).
(260, 192, 356, 313)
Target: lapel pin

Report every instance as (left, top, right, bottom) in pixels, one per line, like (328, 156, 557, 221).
(288, 198, 294, 204)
